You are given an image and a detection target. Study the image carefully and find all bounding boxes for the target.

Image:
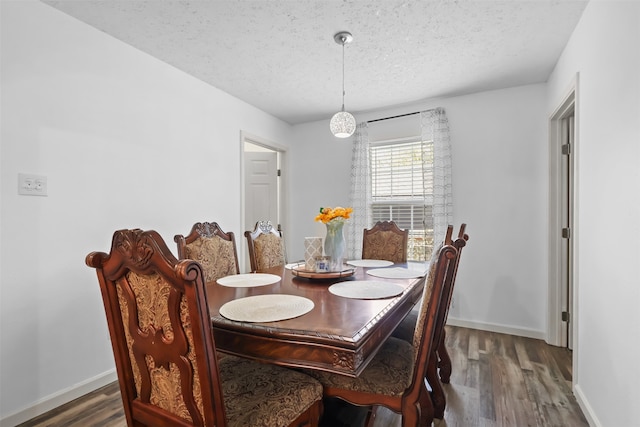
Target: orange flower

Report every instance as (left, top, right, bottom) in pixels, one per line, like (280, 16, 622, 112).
(315, 206, 353, 224)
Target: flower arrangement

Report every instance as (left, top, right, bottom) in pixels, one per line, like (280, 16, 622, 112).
(315, 206, 353, 224)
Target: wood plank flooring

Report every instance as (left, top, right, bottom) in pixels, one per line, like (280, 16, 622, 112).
(17, 326, 588, 427)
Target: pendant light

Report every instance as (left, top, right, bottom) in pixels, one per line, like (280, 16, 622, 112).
(330, 31, 356, 138)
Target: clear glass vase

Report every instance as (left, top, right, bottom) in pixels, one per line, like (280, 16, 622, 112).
(324, 221, 345, 272)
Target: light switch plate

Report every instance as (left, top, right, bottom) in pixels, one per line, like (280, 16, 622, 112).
(18, 173, 48, 196)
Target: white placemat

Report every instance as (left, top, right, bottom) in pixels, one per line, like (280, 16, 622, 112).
(346, 259, 394, 268)
(219, 294, 314, 322)
(329, 280, 405, 299)
(217, 273, 281, 288)
(366, 267, 425, 279)
(285, 262, 304, 270)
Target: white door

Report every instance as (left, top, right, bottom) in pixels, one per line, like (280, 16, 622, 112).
(244, 149, 278, 270)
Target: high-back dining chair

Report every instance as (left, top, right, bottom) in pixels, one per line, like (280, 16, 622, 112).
(392, 224, 468, 373)
(306, 238, 458, 427)
(244, 220, 286, 272)
(174, 222, 240, 283)
(391, 224, 469, 419)
(434, 223, 468, 383)
(86, 228, 323, 427)
(362, 221, 409, 264)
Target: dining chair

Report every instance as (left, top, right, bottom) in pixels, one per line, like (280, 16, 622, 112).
(361, 221, 409, 264)
(244, 220, 286, 272)
(86, 228, 323, 427)
(391, 224, 469, 419)
(305, 238, 458, 427)
(433, 223, 468, 384)
(174, 221, 240, 283)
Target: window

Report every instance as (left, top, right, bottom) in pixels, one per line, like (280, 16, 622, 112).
(370, 138, 434, 261)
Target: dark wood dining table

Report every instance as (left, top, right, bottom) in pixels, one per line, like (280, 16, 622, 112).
(206, 263, 426, 377)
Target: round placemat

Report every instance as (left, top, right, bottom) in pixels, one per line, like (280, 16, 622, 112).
(366, 267, 425, 279)
(217, 273, 281, 288)
(329, 280, 405, 299)
(219, 294, 314, 322)
(346, 259, 394, 268)
(285, 262, 304, 270)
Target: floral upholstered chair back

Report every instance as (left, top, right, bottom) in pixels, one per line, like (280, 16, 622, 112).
(86, 229, 226, 427)
(244, 220, 286, 272)
(175, 222, 240, 283)
(362, 221, 409, 264)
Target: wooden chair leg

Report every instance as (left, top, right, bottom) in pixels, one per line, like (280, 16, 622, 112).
(363, 405, 378, 427)
(418, 382, 435, 427)
(437, 330, 453, 384)
(427, 350, 446, 419)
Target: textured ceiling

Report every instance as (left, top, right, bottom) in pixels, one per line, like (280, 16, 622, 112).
(42, 0, 588, 124)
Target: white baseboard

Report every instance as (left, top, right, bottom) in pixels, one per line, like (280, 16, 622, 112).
(447, 316, 547, 341)
(573, 384, 601, 427)
(0, 369, 117, 427)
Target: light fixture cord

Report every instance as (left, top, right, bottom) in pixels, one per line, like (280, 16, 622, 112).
(341, 36, 346, 112)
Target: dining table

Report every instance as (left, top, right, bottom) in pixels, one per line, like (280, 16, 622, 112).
(206, 261, 427, 377)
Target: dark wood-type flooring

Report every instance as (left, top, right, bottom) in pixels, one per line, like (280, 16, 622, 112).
(18, 326, 588, 427)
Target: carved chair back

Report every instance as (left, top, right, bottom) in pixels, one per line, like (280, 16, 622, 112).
(430, 223, 469, 388)
(437, 224, 468, 342)
(411, 227, 456, 358)
(244, 220, 286, 272)
(362, 221, 409, 264)
(174, 222, 240, 283)
(86, 229, 226, 426)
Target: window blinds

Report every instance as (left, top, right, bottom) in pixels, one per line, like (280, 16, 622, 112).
(370, 139, 435, 260)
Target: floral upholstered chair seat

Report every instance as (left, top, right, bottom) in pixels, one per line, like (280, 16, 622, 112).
(220, 355, 322, 427)
(308, 337, 414, 396)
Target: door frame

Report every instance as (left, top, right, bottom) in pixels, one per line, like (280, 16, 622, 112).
(239, 131, 289, 271)
(548, 74, 579, 354)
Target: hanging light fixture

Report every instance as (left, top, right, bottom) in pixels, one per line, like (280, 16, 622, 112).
(330, 31, 356, 138)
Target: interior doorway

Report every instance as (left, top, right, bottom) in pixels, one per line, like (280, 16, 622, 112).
(241, 133, 285, 273)
(560, 108, 575, 350)
(548, 81, 577, 350)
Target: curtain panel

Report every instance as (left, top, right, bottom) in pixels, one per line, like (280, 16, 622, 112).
(348, 109, 452, 261)
(347, 122, 370, 259)
(422, 108, 453, 248)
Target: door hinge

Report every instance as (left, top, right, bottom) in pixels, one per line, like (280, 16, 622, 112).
(562, 311, 570, 322)
(562, 227, 571, 239)
(562, 144, 571, 155)
(277, 169, 281, 177)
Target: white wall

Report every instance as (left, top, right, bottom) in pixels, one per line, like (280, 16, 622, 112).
(0, 1, 294, 424)
(291, 84, 550, 338)
(547, 1, 640, 426)
(289, 121, 354, 257)
(5, 1, 637, 426)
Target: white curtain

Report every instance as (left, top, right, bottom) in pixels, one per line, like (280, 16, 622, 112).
(347, 122, 370, 259)
(422, 108, 453, 246)
(348, 109, 452, 260)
